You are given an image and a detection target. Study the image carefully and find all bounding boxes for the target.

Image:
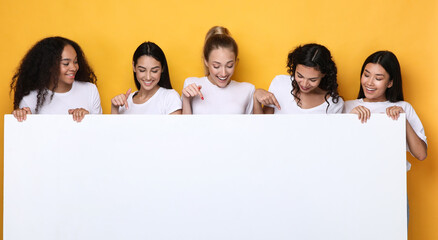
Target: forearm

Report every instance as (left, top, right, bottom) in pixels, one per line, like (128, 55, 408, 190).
(110, 105, 120, 114)
(252, 95, 264, 114)
(406, 120, 427, 160)
(182, 97, 193, 115)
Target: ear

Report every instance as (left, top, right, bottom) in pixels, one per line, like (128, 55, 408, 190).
(387, 80, 393, 88)
(235, 57, 240, 66)
(132, 61, 136, 72)
(204, 59, 209, 68)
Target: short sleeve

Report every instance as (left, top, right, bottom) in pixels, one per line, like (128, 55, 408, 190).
(90, 84, 102, 114)
(19, 99, 30, 109)
(268, 75, 285, 95)
(19, 93, 37, 113)
(165, 89, 182, 114)
(329, 97, 344, 114)
(342, 100, 358, 113)
(266, 75, 287, 109)
(245, 85, 256, 114)
(404, 102, 427, 145)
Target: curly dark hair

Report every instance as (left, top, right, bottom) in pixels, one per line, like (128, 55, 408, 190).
(10, 36, 97, 113)
(286, 43, 340, 112)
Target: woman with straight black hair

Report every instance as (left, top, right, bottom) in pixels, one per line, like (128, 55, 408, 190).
(343, 50, 427, 162)
(343, 50, 427, 224)
(253, 43, 343, 114)
(11, 36, 101, 122)
(111, 41, 181, 114)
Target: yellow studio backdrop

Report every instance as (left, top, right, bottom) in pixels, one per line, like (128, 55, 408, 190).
(0, 0, 437, 239)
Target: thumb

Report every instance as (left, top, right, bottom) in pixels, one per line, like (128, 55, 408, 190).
(23, 107, 32, 114)
(68, 109, 74, 114)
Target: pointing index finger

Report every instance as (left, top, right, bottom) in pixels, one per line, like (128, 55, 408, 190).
(197, 85, 204, 100)
(124, 88, 132, 109)
(272, 95, 281, 110)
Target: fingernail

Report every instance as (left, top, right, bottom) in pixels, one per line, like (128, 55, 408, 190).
(201, 97, 204, 100)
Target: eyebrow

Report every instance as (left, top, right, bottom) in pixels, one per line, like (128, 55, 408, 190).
(364, 69, 384, 76)
(138, 66, 160, 69)
(213, 60, 234, 64)
(61, 57, 77, 61)
(296, 71, 318, 80)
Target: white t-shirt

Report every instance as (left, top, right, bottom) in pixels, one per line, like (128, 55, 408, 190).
(118, 87, 182, 115)
(268, 75, 344, 114)
(19, 81, 102, 114)
(343, 98, 427, 171)
(183, 76, 255, 114)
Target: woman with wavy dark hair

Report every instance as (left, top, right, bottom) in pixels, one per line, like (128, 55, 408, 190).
(253, 43, 343, 114)
(111, 41, 181, 114)
(11, 36, 101, 122)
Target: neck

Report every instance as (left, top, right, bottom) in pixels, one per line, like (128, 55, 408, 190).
(49, 81, 73, 93)
(363, 97, 387, 102)
(136, 85, 160, 100)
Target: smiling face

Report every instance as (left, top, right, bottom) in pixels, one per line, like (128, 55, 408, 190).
(205, 47, 236, 88)
(133, 55, 162, 92)
(57, 44, 78, 92)
(361, 63, 393, 102)
(294, 64, 325, 94)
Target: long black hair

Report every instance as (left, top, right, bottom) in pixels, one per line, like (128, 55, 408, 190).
(132, 42, 172, 90)
(358, 51, 403, 102)
(287, 43, 340, 110)
(10, 36, 96, 112)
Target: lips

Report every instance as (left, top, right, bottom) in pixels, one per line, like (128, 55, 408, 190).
(66, 73, 76, 78)
(217, 76, 228, 82)
(143, 80, 153, 86)
(300, 85, 310, 91)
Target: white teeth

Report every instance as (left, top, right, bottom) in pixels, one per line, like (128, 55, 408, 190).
(366, 87, 376, 91)
(218, 76, 227, 81)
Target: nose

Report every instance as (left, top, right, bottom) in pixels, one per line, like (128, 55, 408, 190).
(221, 67, 226, 76)
(302, 79, 309, 86)
(146, 71, 152, 80)
(71, 63, 78, 71)
(365, 76, 373, 86)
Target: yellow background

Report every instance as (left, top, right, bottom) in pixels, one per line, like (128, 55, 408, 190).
(0, 0, 437, 239)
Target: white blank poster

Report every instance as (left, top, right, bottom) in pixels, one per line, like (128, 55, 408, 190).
(4, 114, 407, 240)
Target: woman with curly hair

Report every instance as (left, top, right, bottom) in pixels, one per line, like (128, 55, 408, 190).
(11, 36, 101, 122)
(111, 42, 181, 114)
(253, 43, 343, 114)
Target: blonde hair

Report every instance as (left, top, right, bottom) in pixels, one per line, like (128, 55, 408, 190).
(203, 26, 238, 75)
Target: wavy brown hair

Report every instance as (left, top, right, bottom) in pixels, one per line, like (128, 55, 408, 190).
(10, 36, 97, 113)
(287, 43, 340, 112)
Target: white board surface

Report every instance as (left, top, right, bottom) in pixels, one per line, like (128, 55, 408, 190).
(4, 114, 407, 240)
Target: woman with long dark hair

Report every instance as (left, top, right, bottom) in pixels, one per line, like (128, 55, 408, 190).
(11, 36, 101, 122)
(253, 43, 343, 114)
(111, 42, 181, 114)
